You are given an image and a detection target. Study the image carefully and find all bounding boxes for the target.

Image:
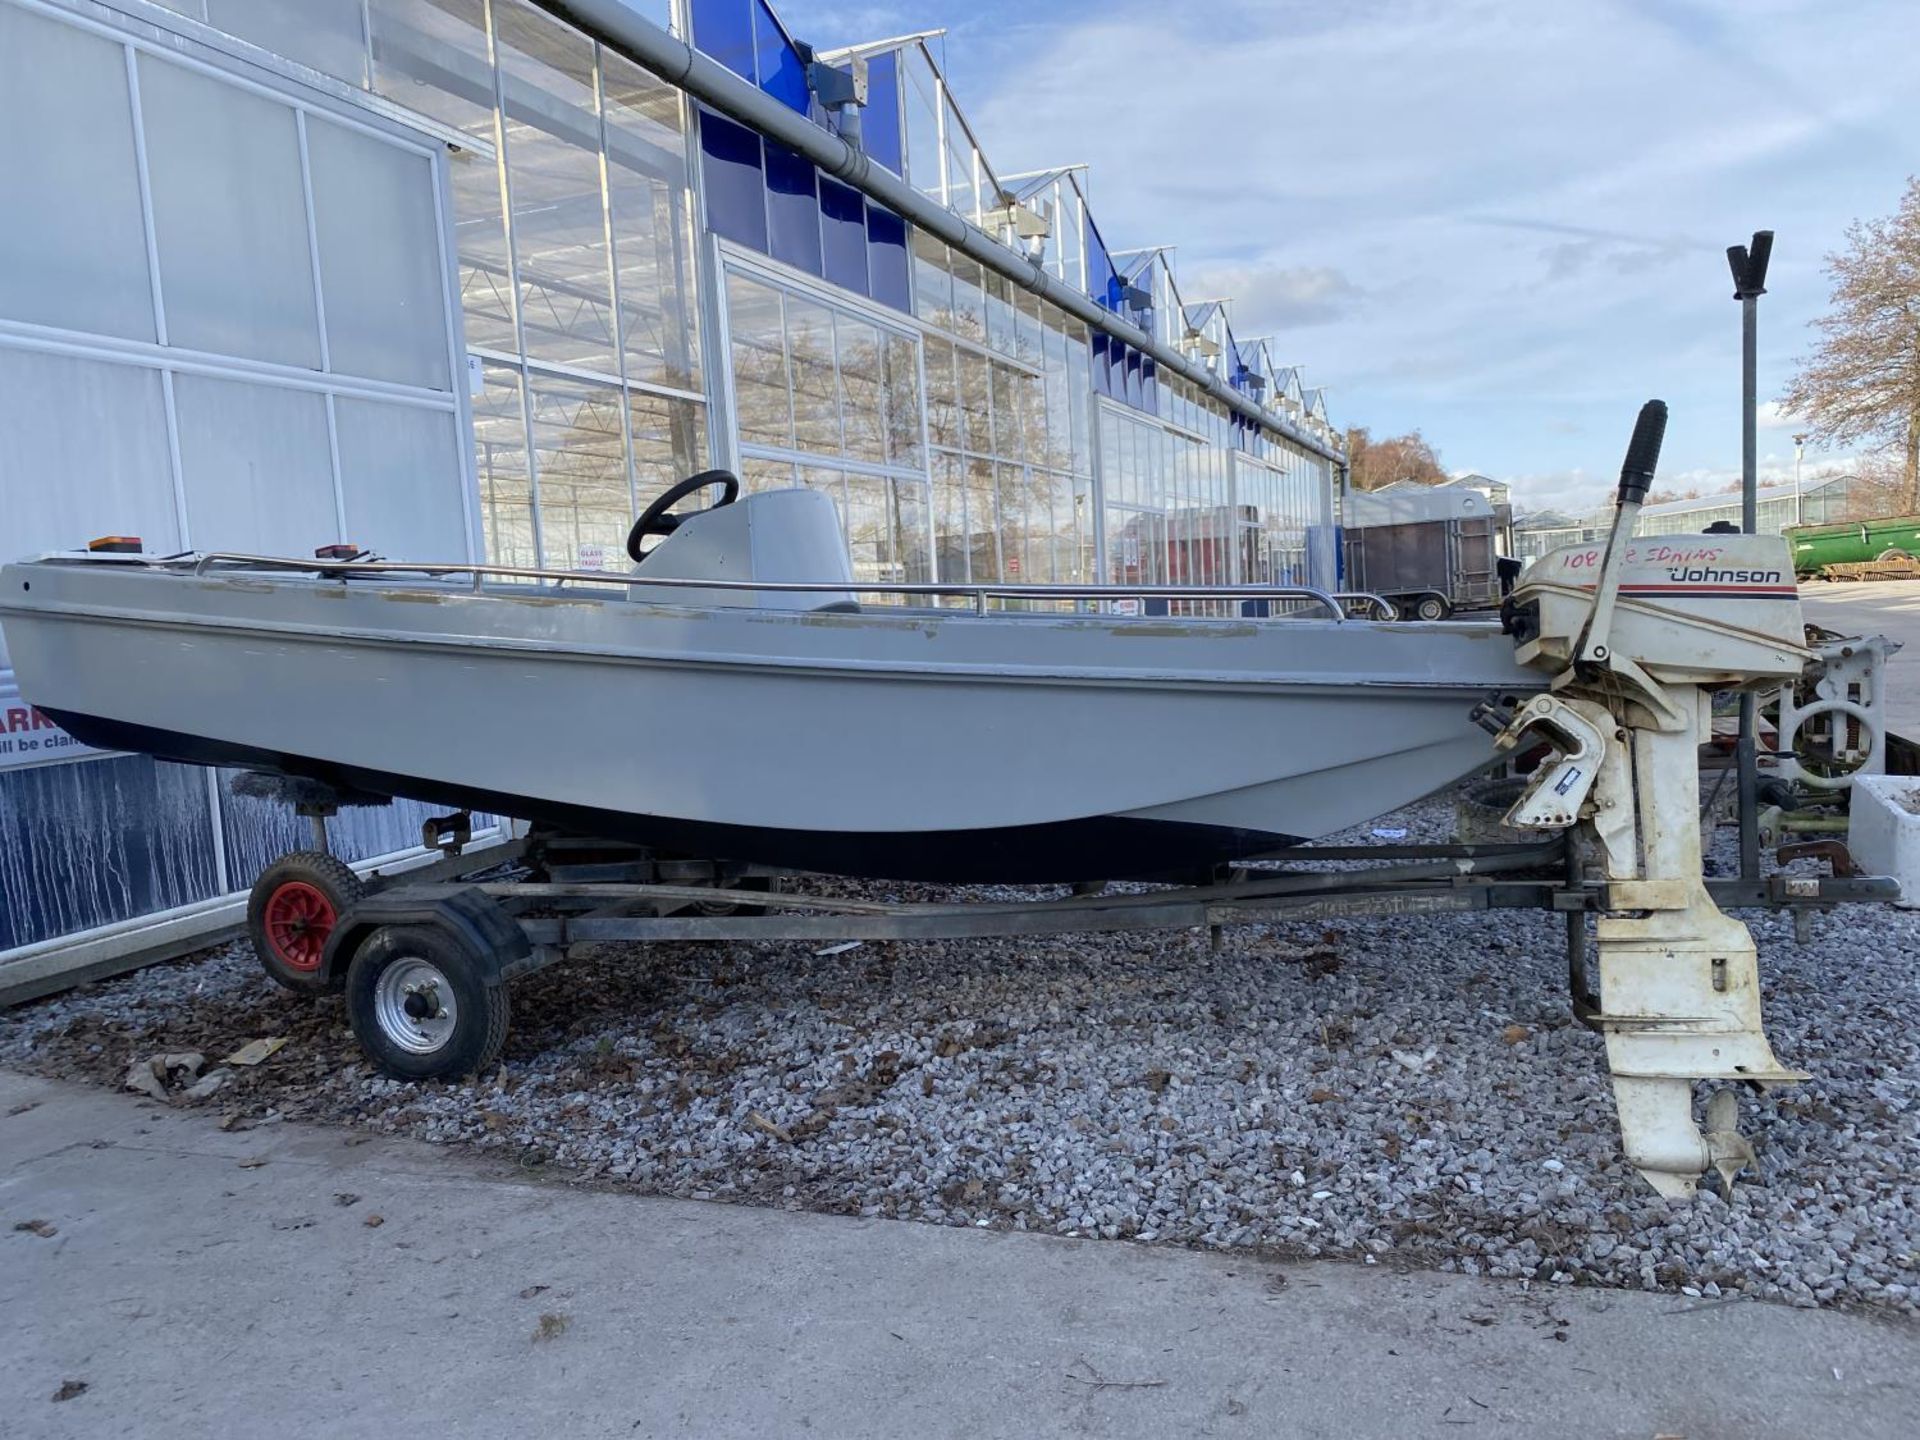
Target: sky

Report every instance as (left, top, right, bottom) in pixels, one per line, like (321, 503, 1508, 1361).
(769, 0, 1920, 516)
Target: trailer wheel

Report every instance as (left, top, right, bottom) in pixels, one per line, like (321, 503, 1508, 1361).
(1414, 594, 1452, 622)
(345, 924, 510, 1080)
(248, 851, 365, 995)
(1877, 547, 1914, 563)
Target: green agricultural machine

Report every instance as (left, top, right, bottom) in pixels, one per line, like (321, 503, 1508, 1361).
(1785, 513, 1920, 580)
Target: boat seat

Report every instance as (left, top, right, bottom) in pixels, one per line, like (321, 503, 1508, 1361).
(630, 488, 859, 611)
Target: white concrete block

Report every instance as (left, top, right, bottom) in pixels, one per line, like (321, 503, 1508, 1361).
(1849, 774, 1920, 908)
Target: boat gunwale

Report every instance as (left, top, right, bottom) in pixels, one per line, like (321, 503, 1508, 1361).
(4, 594, 1548, 694)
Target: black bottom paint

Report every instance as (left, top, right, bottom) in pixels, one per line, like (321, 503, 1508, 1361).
(44, 710, 1300, 885)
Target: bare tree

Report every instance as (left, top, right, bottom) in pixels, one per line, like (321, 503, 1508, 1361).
(1782, 176, 1920, 514)
(1342, 426, 1449, 491)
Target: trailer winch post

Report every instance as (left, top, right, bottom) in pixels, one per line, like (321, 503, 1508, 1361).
(1728, 231, 1774, 892)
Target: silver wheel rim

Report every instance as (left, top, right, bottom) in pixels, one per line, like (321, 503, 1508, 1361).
(372, 956, 459, 1055)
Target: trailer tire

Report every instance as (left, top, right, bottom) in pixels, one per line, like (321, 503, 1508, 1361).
(345, 924, 510, 1080)
(248, 851, 366, 995)
(1414, 594, 1452, 622)
(1877, 547, 1914, 563)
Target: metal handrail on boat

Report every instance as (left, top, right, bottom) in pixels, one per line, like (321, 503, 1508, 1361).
(161, 552, 1365, 621)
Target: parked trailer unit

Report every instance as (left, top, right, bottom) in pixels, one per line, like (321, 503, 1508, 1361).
(1786, 513, 1920, 579)
(1340, 486, 1511, 620)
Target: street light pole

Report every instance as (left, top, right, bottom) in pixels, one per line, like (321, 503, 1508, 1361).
(1728, 230, 1773, 891)
(1793, 432, 1807, 525)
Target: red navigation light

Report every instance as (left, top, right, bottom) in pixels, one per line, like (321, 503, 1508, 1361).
(86, 535, 143, 554)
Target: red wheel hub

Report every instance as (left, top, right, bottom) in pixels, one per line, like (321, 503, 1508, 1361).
(263, 880, 337, 973)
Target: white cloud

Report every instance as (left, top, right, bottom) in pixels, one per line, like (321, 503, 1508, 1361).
(1180, 262, 1361, 331)
(949, 0, 1920, 485)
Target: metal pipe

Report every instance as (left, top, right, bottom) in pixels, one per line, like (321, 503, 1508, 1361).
(161, 551, 1353, 620)
(1729, 231, 1772, 889)
(531, 0, 1346, 465)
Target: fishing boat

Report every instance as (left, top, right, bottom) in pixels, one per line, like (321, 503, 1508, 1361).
(0, 478, 1544, 882)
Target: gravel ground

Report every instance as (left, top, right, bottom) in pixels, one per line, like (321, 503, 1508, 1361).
(4, 797, 1917, 1317)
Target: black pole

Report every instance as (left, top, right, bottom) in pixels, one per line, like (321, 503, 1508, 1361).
(1728, 231, 1773, 887)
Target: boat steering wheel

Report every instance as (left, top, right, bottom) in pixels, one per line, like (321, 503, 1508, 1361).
(626, 470, 740, 563)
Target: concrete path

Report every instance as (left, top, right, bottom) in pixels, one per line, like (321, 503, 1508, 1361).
(1799, 577, 1920, 737)
(3, 1071, 1915, 1440)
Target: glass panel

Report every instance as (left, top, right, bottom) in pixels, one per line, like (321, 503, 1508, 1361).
(764, 139, 824, 275)
(947, 249, 987, 343)
(861, 50, 903, 176)
(1015, 292, 1044, 368)
(902, 46, 943, 198)
(0, 757, 218, 953)
(0, 351, 180, 578)
(693, 0, 754, 81)
(725, 271, 791, 449)
(1049, 473, 1079, 587)
(997, 463, 1033, 582)
(447, 147, 518, 355)
(741, 457, 797, 493)
(1018, 370, 1047, 472)
(370, 0, 495, 135)
(752, 0, 808, 113)
(845, 472, 900, 597)
(785, 295, 840, 454)
(966, 457, 998, 582)
(698, 109, 768, 252)
(334, 399, 467, 562)
(137, 54, 320, 368)
(989, 363, 1019, 462)
(629, 390, 706, 511)
(305, 117, 451, 389)
(205, 0, 369, 87)
(883, 332, 923, 467)
(819, 177, 869, 295)
(867, 206, 912, 314)
(957, 347, 991, 456)
(800, 465, 846, 529)
(602, 48, 700, 392)
(911, 229, 951, 322)
(984, 272, 1016, 356)
(931, 449, 966, 586)
(172, 375, 337, 552)
(835, 316, 886, 464)
(496, 0, 617, 375)
(527, 370, 629, 569)
(943, 100, 976, 222)
(0, 5, 154, 341)
(894, 478, 932, 584)
(473, 362, 535, 566)
(923, 337, 958, 450)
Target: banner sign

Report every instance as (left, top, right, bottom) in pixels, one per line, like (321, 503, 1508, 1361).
(0, 672, 104, 771)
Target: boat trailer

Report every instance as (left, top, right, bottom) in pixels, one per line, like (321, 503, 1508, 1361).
(248, 810, 1891, 1202)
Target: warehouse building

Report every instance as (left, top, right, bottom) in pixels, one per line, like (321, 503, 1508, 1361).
(0, 0, 1347, 981)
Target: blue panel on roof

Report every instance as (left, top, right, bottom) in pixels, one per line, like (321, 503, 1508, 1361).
(752, 0, 809, 113)
(819, 177, 869, 294)
(763, 139, 824, 275)
(866, 205, 911, 313)
(699, 109, 768, 250)
(691, 0, 755, 82)
(863, 51, 903, 176)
